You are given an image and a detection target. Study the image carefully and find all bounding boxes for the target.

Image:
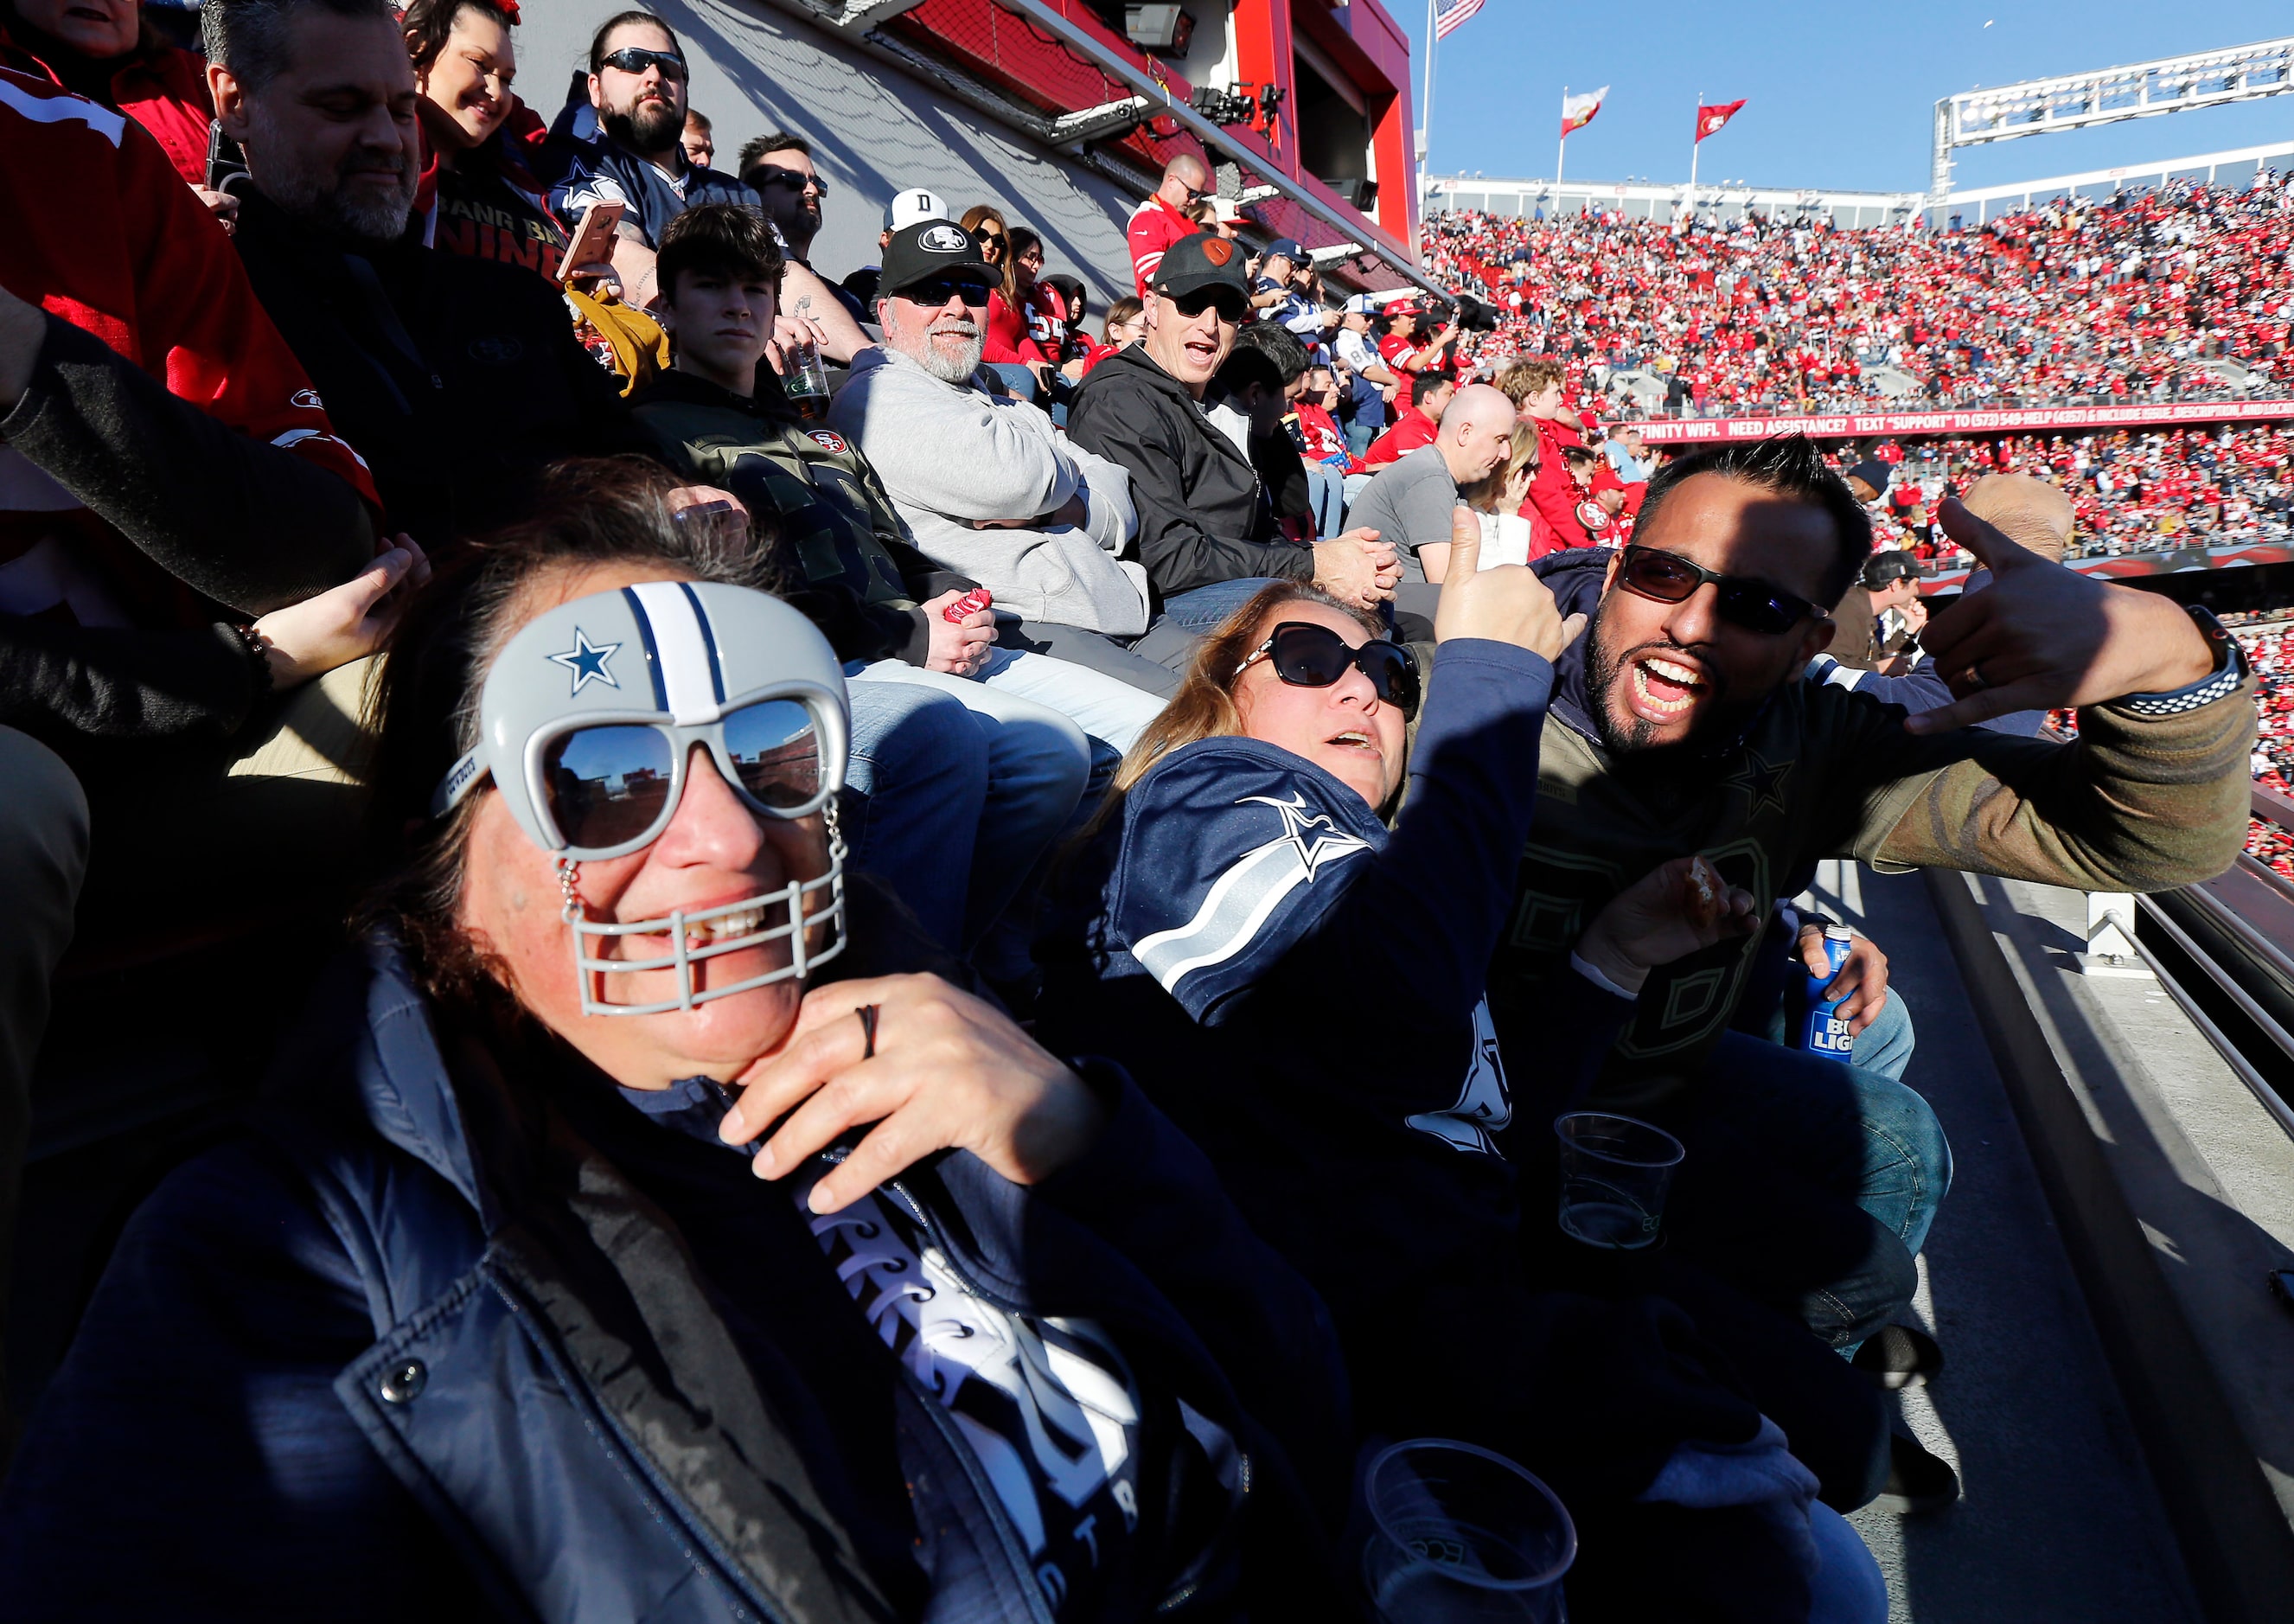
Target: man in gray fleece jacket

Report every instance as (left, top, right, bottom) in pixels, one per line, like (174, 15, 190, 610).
(830, 227, 1192, 696)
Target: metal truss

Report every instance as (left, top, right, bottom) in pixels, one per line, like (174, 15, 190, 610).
(1932, 35, 2294, 199)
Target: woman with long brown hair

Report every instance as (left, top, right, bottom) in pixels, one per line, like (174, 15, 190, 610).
(977, 221, 1052, 402)
(1037, 516, 1892, 1617)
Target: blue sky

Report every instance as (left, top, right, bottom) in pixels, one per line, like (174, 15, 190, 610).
(1401, 2, 2294, 195)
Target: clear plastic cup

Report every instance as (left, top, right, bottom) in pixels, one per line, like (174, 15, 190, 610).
(1361, 1439, 1575, 1622)
(1553, 1111, 1684, 1250)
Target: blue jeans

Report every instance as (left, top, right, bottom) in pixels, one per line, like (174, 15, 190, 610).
(848, 660, 1090, 949)
(1301, 462, 1345, 540)
(983, 361, 1042, 404)
(841, 679, 987, 951)
(1662, 1030, 1952, 1347)
(1848, 990, 1915, 1083)
(1159, 578, 1281, 636)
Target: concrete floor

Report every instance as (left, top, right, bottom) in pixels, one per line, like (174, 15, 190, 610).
(1799, 862, 2202, 1623)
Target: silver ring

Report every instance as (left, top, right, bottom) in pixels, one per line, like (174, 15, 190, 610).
(856, 1003, 879, 1059)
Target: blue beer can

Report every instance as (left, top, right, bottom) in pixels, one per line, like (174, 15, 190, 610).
(1800, 925, 1856, 1058)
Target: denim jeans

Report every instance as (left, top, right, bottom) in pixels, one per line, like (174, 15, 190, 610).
(1301, 462, 1346, 540)
(1660, 1029, 1952, 1347)
(1158, 578, 1282, 636)
(1847, 990, 1915, 1084)
(841, 678, 987, 950)
(848, 659, 1091, 949)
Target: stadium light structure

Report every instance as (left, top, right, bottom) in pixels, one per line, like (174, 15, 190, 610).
(1932, 35, 2294, 201)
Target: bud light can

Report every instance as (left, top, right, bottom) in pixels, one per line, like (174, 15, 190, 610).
(1800, 925, 1856, 1058)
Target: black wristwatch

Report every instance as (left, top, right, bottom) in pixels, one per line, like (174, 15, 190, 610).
(2118, 604, 2246, 718)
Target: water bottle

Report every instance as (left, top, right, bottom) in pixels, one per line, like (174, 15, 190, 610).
(1799, 924, 1856, 1059)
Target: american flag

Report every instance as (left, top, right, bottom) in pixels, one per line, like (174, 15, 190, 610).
(1434, 0, 1484, 42)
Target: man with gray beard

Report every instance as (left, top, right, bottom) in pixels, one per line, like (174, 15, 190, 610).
(204, 0, 638, 545)
(832, 220, 1189, 694)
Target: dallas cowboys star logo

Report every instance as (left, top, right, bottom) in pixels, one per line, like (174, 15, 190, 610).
(1721, 746, 1792, 822)
(1240, 792, 1371, 882)
(547, 627, 622, 695)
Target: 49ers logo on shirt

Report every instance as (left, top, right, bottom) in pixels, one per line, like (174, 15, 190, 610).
(808, 429, 849, 455)
(291, 388, 324, 410)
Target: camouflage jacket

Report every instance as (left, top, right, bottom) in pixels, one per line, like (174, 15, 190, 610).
(633, 371, 973, 666)
(1494, 550, 2255, 1111)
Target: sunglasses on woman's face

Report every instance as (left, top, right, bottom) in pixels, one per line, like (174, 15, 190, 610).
(1235, 621, 1421, 717)
(539, 699, 828, 859)
(1614, 545, 1827, 637)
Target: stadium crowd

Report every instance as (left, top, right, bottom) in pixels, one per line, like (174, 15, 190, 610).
(1842, 421, 2294, 561)
(0, 1, 2264, 1620)
(1424, 170, 2294, 418)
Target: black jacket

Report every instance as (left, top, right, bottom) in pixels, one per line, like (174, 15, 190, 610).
(232, 192, 642, 546)
(1066, 344, 1308, 607)
(0, 315, 374, 748)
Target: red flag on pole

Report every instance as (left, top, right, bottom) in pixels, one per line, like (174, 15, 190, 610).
(1695, 99, 1746, 142)
(1560, 86, 1607, 138)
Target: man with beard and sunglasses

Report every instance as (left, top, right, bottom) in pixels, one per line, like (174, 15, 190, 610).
(1489, 434, 2251, 1480)
(1068, 233, 1399, 668)
(204, 0, 642, 546)
(545, 14, 744, 297)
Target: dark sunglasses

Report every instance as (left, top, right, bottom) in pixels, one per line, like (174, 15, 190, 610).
(1171, 285, 1247, 323)
(745, 165, 828, 197)
(540, 699, 825, 856)
(598, 46, 687, 81)
(1615, 545, 1828, 637)
(1235, 621, 1421, 717)
(896, 274, 992, 308)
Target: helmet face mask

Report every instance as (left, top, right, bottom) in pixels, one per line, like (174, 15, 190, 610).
(436, 580, 853, 1016)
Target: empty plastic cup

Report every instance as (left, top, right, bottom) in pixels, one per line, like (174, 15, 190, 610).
(1554, 1111, 1684, 1250)
(1361, 1439, 1575, 1622)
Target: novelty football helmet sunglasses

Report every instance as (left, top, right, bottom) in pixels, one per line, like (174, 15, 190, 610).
(433, 580, 851, 1017)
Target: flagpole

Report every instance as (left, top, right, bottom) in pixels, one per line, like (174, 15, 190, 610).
(1419, 0, 1437, 183)
(1556, 85, 1566, 194)
(1690, 93, 1700, 194)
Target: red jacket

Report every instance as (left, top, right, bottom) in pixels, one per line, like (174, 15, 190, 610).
(0, 72, 377, 510)
(0, 27, 213, 187)
(1127, 194, 1197, 297)
(1365, 406, 1437, 466)
(1521, 412, 1594, 550)
(983, 288, 1048, 367)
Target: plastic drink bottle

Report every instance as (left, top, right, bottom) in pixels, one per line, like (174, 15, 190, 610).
(1800, 924, 1856, 1059)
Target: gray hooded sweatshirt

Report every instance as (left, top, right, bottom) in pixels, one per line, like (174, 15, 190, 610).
(829, 346, 1151, 636)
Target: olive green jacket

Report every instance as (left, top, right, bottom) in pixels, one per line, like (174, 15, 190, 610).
(1491, 649, 2254, 1112)
(633, 371, 973, 666)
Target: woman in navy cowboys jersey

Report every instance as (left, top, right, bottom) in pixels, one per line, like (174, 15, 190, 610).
(1039, 508, 1893, 1621)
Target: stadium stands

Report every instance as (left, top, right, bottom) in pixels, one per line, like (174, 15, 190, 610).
(1427, 172, 2294, 418)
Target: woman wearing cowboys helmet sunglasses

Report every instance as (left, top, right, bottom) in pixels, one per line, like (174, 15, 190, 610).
(0, 464, 1358, 1621)
(1038, 507, 1891, 1617)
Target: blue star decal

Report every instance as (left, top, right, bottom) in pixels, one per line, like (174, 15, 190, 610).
(547, 627, 622, 695)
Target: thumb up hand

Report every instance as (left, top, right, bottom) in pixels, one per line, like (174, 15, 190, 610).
(1434, 507, 1587, 662)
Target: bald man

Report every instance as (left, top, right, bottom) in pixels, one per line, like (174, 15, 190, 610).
(1128, 153, 1211, 296)
(1347, 382, 1518, 588)
(1962, 473, 2073, 564)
